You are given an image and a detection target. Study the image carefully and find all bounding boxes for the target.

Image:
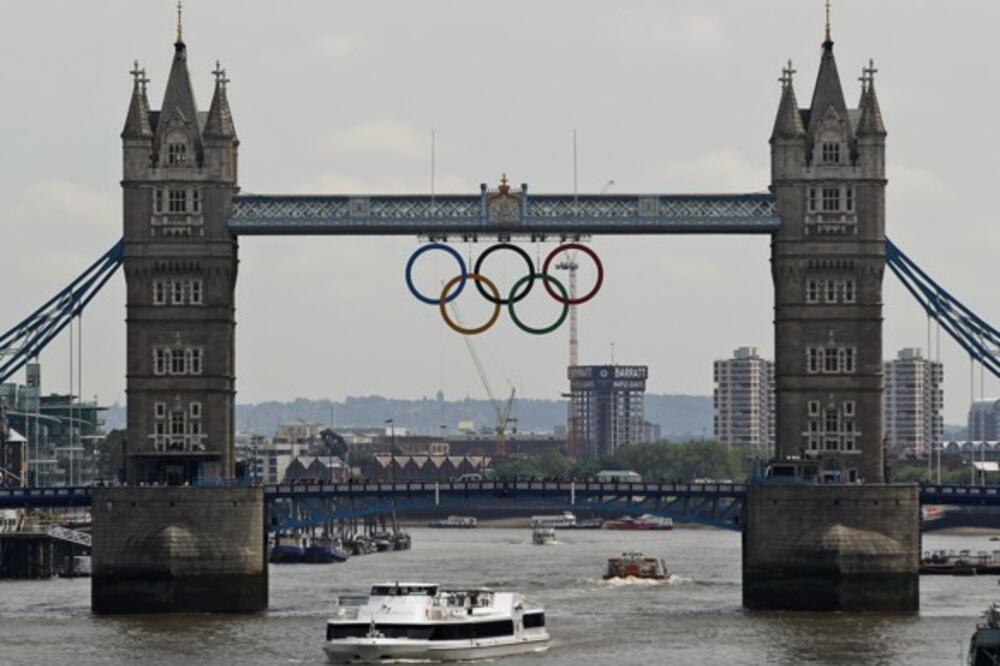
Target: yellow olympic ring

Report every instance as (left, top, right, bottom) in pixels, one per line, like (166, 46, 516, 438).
(438, 273, 502, 335)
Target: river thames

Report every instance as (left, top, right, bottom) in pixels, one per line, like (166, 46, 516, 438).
(0, 528, 993, 665)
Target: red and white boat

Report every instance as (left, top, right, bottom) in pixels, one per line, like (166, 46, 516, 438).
(604, 552, 668, 580)
(602, 514, 673, 530)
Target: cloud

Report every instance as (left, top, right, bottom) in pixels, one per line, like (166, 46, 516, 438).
(322, 119, 430, 161)
(604, 10, 727, 55)
(312, 33, 361, 59)
(887, 164, 955, 203)
(294, 170, 473, 195)
(656, 148, 768, 192)
(11, 179, 117, 233)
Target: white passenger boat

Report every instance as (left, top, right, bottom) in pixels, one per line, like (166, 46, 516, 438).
(532, 526, 557, 545)
(324, 582, 549, 663)
(530, 511, 576, 528)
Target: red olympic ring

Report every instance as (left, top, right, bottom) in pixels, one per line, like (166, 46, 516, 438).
(541, 243, 604, 305)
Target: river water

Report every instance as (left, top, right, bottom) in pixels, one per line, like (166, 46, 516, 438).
(0, 528, 993, 665)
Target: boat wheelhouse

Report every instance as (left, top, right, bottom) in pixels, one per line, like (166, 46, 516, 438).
(324, 582, 549, 663)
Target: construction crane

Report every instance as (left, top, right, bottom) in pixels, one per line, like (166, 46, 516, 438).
(448, 303, 517, 457)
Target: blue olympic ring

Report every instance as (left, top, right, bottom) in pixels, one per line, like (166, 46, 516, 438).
(405, 243, 468, 305)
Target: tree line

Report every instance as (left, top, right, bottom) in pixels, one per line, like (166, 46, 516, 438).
(494, 440, 748, 482)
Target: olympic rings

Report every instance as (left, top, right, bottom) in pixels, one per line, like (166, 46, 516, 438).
(472, 243, 536, 305)
(406, 241, 603, 336)
(438, 273, 502, 336)
(406, 243, 467, 305)
(507, 273, 569, 336)
(541, 243, 604, 305)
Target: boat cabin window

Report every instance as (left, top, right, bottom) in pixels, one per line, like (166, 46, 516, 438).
(327, 620, 514, 641)
(370, 585, 438, 597)
(523, 612, 546, 629)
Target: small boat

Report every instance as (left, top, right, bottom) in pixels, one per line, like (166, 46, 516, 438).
(428, 515, 477, 528)
(530, 512, 576, 528)
(324, 582, 549, 663)
(603, 514, 674, 531)
(604, 552, 668, 580)
(271, 535, 307, 563)
(969, 604, 1000, 665)
(532, 526, 557, 545)
(304, 542, 351, 564)
(921, 549, 1000, 576)
(392, 532, 412, 551)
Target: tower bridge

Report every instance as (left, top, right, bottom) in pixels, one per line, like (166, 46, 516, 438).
(1, 13, 998, 615)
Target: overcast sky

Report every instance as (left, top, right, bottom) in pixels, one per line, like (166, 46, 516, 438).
(2, 1, 997, 424)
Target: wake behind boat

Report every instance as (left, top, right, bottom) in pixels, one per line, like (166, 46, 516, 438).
(324, 582, 549, 663)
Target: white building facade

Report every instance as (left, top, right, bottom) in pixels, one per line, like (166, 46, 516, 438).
(713, 347, 775, 456)
(883, 348, 943, 456)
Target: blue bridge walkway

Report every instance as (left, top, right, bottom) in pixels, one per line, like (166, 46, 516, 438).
(4, 482, 1000, 532)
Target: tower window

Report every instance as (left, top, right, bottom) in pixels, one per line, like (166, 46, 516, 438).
(171, 349, 186, 375)
(841, 279, 856, 303)
(154, 190, 164, 213)
(808, 188, 818, 213)
(153, 280, 167, 305)
(821, 142, 841, 164)
(189, 279, 203, 305)
(825, 280, 837, 303)
(153, 348, 168, 375)
(154, 402, 166, 419)
(168, 189, 187, 213)
(192, 189, 201, 213)
(822, 188, 840, 212)
(845, 188, 855, 212)
(167, 143, 188, 165)
(806, 279, 820, 303)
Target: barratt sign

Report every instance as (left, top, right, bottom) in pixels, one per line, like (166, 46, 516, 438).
(567, 365, 648, 387)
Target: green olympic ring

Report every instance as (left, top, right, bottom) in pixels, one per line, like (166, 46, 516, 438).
(506, 273, 569, 336)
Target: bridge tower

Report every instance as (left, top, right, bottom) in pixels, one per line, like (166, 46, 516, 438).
(743, 21, 917, 612)
(770, 29, 886, 483)
(120, 29, 239, 484)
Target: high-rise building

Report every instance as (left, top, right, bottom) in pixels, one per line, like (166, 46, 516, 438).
(882, 348, 943, 456)
(713, 347, 775, 455)
(566, 365, 648, 459)
(969, 399, 1000, 441)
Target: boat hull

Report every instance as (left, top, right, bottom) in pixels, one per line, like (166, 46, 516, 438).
(323, 634, 550, 663)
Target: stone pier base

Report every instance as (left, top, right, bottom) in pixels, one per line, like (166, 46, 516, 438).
(91, 486, 267, 614)
(742, 484, 919, 612)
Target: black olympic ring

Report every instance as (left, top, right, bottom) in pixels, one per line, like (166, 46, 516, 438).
(472, 243, 536, 305)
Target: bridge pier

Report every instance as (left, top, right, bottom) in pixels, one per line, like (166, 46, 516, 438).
(742, 484, 919, 612)
(91, 487, 267, 614)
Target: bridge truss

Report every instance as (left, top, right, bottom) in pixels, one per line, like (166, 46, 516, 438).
(228, 192, 780, 237)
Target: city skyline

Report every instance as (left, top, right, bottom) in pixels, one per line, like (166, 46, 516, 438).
(2, 1, 997, 424)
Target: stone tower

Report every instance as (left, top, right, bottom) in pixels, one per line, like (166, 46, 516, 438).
(770, 32, 887, 483)
(121, 31, 239, 484)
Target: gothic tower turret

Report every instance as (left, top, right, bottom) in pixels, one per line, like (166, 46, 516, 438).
(770, 28, 887, 483)
(120, 23, 239, 484)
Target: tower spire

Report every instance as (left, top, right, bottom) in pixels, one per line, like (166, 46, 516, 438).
(825, 0, 832, 44)
(176, 0, 183, 44)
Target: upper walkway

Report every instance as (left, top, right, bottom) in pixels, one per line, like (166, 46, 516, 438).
(228, 192, 779, 236)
